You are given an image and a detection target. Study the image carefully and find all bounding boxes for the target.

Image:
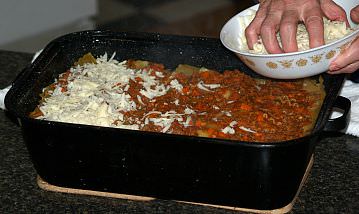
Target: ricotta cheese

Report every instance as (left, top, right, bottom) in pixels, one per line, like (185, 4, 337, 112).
(238, 9, 355, 54)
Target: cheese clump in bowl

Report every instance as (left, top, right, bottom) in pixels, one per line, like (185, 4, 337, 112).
(238, 9, 355, 54)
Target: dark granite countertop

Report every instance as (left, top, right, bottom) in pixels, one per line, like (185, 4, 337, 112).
(0, 50, 358, 213)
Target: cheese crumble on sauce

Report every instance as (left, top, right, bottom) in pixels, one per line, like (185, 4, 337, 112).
(31, 53, 325, 142)
(37, 53, 190, 131)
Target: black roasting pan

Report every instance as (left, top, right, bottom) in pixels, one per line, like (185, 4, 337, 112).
(4, 31, 351, 211)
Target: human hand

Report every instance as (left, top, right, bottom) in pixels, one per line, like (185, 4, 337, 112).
(329, 5, 359, 74)
(245, 0, 348, 54)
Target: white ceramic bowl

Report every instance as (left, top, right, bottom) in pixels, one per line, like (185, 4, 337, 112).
(220, 0, 359, 79)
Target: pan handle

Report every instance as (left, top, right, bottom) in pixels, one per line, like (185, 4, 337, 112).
(4, 65, 32, 111)
(11, 65, 32, 87)
(323, 96, 351, 132)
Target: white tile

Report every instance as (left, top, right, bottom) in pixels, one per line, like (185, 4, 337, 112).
(145, 0, 232, 23)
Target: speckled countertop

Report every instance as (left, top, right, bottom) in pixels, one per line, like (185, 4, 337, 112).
(0, 50, 358, 214)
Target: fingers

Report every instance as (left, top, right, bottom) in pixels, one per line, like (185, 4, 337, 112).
(329, 36, 359, 74)
(301, 4, 325, 48)
(245, 5, 268, 50)
(245, 0, 284, 53)
(320, 0, 348, 24)
(245, 22, 261, 50)
(260, 0, 291, 54)
(245, 0, 348, 54)
(351, 5, 359, 24)
(279, 10, 299, 52)
(260, 11, 284, 54)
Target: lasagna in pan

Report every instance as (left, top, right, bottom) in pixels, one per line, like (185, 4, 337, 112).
(30, 53, 325, 142)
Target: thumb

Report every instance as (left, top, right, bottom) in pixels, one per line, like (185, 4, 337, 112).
(330, 36, 359, 71)
(351, 5, 359, 23)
